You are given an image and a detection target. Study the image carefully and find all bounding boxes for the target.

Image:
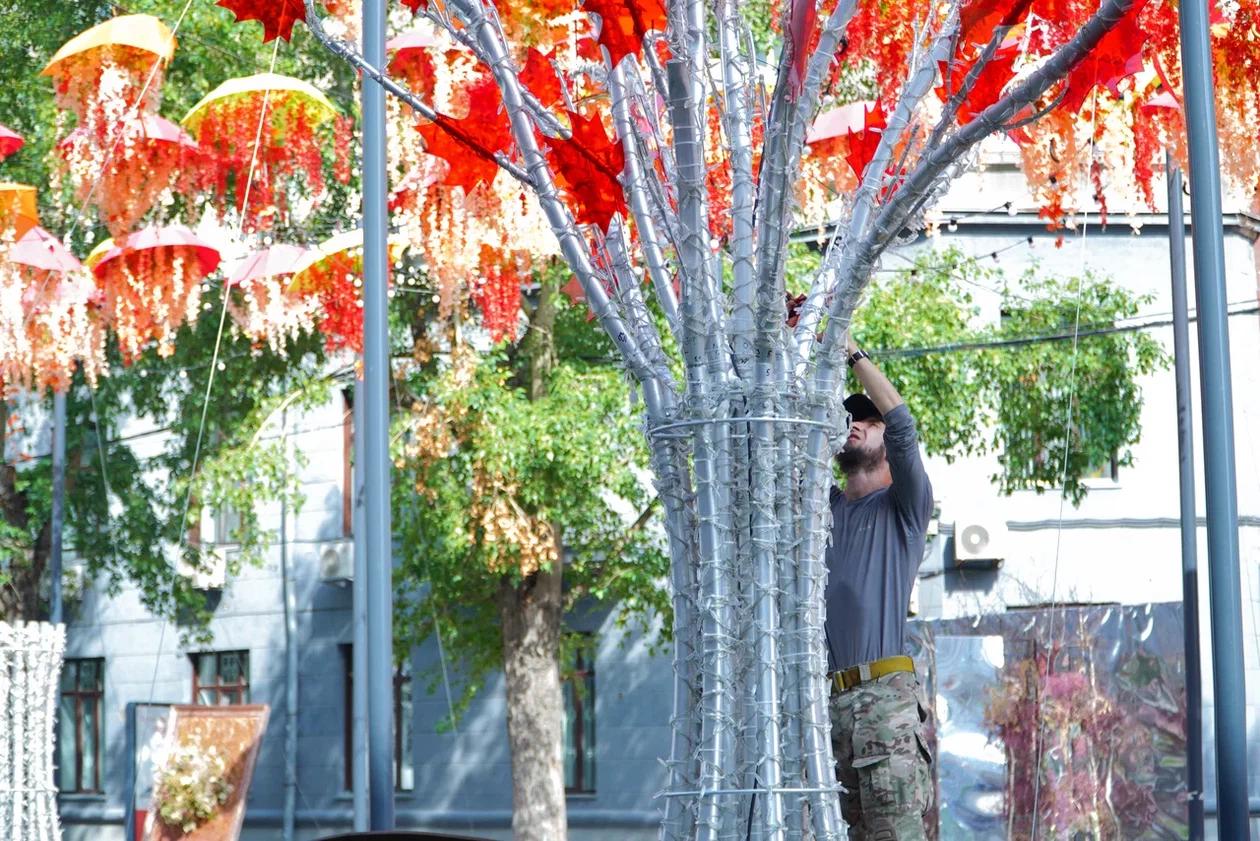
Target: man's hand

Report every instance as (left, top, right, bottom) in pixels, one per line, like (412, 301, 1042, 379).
(846, 333, 905, 415)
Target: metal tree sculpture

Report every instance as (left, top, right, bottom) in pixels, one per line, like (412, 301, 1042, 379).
(300, 0, 1140, 837)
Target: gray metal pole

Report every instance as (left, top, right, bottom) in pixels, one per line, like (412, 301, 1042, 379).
(280, 407, 298, 841)
(1178, 2, 1250, 836)
(362, 0, 395, 828)
(352, 381, 369, 830)
(1166, 157, 1205, 841)
(49, 389, 66, 625)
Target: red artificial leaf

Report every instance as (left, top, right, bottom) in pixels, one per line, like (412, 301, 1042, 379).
(958, 0, 1034, 47)
(417, 75, 514, 193)
(545, 110, 627, 229)
(938, 44, 1019, 123)
(217, 0, 306, 42)
(561, 274, 586, 303)
(581, 0, 668, 66)
(401, 0, 427, 11)
(522, 49, 564, 110)
(786, 0, 818, 100)
(845, 103, 886, 180)
(1060, 0, 1149, 111)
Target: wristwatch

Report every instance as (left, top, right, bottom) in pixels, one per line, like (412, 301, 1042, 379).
(847, 349, 871, 368)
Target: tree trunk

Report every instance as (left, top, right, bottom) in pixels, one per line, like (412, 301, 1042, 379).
(498, 553, 566, 841)
(498, 266, 567, 840)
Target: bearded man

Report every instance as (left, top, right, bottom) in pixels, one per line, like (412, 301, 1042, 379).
(825, 339, 934, 841)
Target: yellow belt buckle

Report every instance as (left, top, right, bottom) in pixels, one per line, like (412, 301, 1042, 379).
(858, 662, 873, 683)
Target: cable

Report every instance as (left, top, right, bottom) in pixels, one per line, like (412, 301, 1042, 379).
(1030, 81, 1101, 841)
(147, 37, 281, 709)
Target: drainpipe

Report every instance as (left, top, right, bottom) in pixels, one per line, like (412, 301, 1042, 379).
(1166, 157, 1204, 841)
(50, 389, 66, 624)
(352, 379, 369, 830)
(281, 406, 298, 841)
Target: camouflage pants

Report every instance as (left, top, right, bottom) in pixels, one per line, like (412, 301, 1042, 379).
(830, 669, 933, 841)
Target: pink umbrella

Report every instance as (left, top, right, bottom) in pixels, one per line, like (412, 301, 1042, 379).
(92, 225, 221, 278)
(138, 112, 199, 149)
(226, 243, 311, 287)
(806, 101, 877, 143)
(387, 30, 439, 54)
(0, 124, 22, 160)
(9, 226, 83, 273)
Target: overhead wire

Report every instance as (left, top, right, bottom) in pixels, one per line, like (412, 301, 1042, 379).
(144, 36, 282, 708)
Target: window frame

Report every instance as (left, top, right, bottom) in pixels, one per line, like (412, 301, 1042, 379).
(58, 657, 105, 794)
(341, 645, 414, 792)
(190, 650, 250, 705)
(564, 639, 597, 795)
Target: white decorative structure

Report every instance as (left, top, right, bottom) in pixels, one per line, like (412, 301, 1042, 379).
(0, 621, 65, 841)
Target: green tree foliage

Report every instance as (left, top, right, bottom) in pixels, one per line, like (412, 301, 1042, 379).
(392, 270, 668, 718)
(790, 244, 1167, 504)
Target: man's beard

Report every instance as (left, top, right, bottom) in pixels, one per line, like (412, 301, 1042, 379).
(837, 441, 886, 474)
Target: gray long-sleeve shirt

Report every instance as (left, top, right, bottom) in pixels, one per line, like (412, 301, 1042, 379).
(823, 403, 933, 672)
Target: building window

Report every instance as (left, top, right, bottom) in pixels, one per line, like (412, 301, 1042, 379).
(342, 646, 414, 792)
(564, 638, 596, 794)
(191, 651, 250, 705)
(57, 658, 104, 794)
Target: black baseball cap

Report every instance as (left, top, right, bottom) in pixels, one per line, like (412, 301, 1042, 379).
(843, 393, 883, 423)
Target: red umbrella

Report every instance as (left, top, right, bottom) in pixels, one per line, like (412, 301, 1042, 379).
(92, 225, 221, 278)
(226, 243, 311, 287)
(0, 124, 22, 161)
(9, 226, 83, 273)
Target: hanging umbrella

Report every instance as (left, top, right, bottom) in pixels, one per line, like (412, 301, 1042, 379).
(41, 14, 176, 121)
(42, 14, 176, 78)
(0, 183, 39, 240)
(182, 72, 337, 134)
(226, 243, 311, 287)
(92, 225, 220, 278)
(91, 225, 221, 362)
(289, 229, 408, 293)
(2, 226, 102, 393)
(288, 230, 409, 354)
(58, 112, 200, 238)
(9, 226, 83, 274)
(387, 29, 440, 54)
(806, 101, 877, 144)
(180, 73, 345, 231)
(0, 125, 23, 161)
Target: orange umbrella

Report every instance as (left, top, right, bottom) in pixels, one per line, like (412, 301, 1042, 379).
(0, 183, 39, 239)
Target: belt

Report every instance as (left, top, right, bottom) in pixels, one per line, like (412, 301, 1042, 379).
(831, 655, 914, 693)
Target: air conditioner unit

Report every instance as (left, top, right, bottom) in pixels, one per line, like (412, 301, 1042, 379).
(320, 539, 354, 583)
(952, 516, 1007, 569)
(180, 546, 231, 591)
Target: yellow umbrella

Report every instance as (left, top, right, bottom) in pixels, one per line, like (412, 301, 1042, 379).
(0, 183, 39, 239)
(42, 14, 176, 78)
(182, 73, 338, 135)
(289, 230, 408, 293)
(84, 236, 115, 271)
